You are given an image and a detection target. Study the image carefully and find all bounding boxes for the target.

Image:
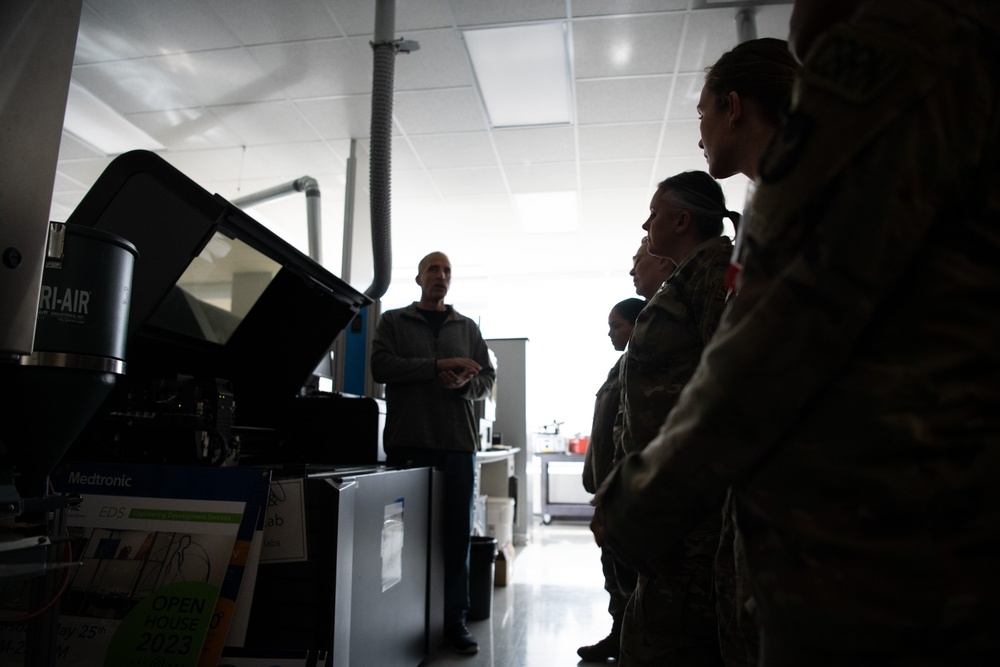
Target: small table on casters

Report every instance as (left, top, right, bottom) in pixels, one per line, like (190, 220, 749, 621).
(537, 452, 594, 524)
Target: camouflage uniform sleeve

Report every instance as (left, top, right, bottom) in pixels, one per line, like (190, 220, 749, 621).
(596, 4, 996, 562)
(617, 242, 730, 459)
(583, 358, 623, 493)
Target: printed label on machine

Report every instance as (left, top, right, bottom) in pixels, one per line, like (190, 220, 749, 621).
(260, 478, 308, 564)
(381, 499, 405, 592)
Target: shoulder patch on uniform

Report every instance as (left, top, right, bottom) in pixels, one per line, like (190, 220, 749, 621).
(759, 110, 814, 184)
(802, 30, 900, 104)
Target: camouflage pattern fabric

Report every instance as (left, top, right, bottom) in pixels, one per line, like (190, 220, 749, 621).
(597, 0, 1000, 662)
(600, 545, 633, 620)
(715, 490, 759, 667)
(619, 550, 724, 667)
(583, 356, 625, 494)
(613, 235, 731, 665)
(583, 357, 635, 626)
(616, 235, 731, 461)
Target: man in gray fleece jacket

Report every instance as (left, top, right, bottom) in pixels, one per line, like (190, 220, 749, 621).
(370, 251, 495, 656)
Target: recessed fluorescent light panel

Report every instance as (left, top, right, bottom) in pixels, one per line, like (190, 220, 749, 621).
(513, 191, 578, 234)
(463, 22, 573, 128)
(63, 81, 165, 155)
(692, 0, 789, 6)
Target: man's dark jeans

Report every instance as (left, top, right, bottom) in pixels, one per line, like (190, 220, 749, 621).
(387, 448, 475, 627)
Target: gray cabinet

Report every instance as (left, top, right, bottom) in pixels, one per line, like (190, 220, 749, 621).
(485, 338, 529, 546)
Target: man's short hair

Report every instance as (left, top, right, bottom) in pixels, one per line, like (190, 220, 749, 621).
(418, 251, 448, 274)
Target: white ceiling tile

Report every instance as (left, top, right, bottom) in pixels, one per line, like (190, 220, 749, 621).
(240, 142, 345, 180)
(680, 9, 744, 72)
(573, 0, 689, 17)
(74, 3, 144, 64)
(157, 49, 285, 106)
(295, 96, 373, 140)
(443, 195, 517, 231)
(573, 14, 686, 79)
(348, 137, 415, 169)
(84, 0, 241, 55)
(380, 137, 422, 171)
(394, 30, 474, 91)
(752, 5, 795, 41)
(492, 126, 577, 165)
(213, 174, 339, 203)
(72, 60, 200, 113)
(681, 6, 794, 72)
(57, 133, 105, 160)
(210, 100, 321, 144)
(327, 0, 455, 36)
(239, 195, 313, 252)
(393, 89, 487, 135)
(53, 170, 87, 194)
(575, 77, 671, 125)
(503, 162, 578, 193)
(450, 0, 567, 27)
(658, 119, 704, 158)
(248, 38, 373, 98)
(158, 147, 248, 186)
(125, 108, 243, 151)
(652, 155, 719, 183)
(578, 123, 662, 161)
(50, 197, 82, 223)
(209, 0, 341, 44)
(53, 157, 115, 193)
(666, 73, 704, 120)
(392, 195, 450, 226)
(391, 170, 440, 198)
(430, 166, 507, 196)
(406, 133, 496, 169)
(578, 187, 651, 233)
(580, 159, 655, 190)
(326, 139, 354, 163)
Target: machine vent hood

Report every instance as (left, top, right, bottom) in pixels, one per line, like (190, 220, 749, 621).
(67, 150, 371, 424)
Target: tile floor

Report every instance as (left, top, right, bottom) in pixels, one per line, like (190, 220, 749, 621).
(423, 518, 613, 667)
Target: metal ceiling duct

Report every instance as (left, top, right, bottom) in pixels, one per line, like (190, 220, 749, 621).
(233, 176, 324, 264)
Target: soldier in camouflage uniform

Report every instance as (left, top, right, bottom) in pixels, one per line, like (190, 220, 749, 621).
(577, 239, 673, 663)
(594, 0, 1000, 664)
(696, 38, 800, 667)
(613, 171, 736, 666)
(578, 297, 645, 663)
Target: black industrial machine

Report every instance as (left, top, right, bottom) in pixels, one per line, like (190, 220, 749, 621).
(0, 222, 139, 667)
(62, 150, 378, 467)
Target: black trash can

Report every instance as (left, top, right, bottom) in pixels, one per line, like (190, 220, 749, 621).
(468, 535, 498, 621)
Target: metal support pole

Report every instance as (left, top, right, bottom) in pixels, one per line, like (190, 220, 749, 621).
(736, 7, 758, 44)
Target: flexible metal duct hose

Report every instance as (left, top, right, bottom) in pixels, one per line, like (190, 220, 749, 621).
(366, 40, 395, 299)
